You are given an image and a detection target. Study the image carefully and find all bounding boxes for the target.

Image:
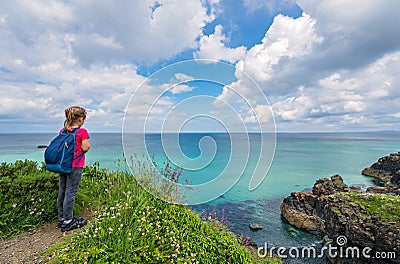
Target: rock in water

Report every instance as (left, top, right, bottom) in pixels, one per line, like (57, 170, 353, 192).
(249, 223, 263, 231)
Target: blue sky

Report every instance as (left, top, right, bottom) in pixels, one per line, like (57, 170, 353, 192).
(0, 0, 400, 133)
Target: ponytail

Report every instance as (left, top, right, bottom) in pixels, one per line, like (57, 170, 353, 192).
(64, 106, 87, 131)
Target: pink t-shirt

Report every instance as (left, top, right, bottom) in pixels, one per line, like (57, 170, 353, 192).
(73, 128, 90, 168)
(59, 128, 90, 168)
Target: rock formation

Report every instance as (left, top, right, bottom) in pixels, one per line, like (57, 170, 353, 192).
(249, 223, 263, 231)
(281, 175, 400, 263)
(362, 152, 400, 186)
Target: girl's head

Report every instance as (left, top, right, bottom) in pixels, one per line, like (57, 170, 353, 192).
(64, 106, 87, 130)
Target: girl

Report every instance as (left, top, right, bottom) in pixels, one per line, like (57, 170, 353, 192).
(57, 106, 91, 232)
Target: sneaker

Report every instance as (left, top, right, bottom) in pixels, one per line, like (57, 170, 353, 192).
(74, 216, 88, 226)
(57, 216, 87, 228)
(61, 216, 87, 232)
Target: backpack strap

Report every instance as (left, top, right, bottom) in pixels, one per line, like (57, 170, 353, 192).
(71, 127, 80, 135)
(73, 153, 85, 167)
(71, 127, 84, 167)
(61, 127, 80, 135)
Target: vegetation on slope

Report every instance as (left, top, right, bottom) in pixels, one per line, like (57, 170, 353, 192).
(0, 160, 280, 263)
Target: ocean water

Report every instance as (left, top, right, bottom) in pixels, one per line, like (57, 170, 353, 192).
(1, 132, 399, 263)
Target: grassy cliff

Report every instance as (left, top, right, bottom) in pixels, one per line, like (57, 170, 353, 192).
(0, 160, 280, 263)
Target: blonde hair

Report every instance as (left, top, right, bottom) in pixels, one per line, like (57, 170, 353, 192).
(64, 106, 87, 130)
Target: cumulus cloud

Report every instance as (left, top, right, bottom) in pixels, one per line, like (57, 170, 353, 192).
(169, 84, 194, 95)
(236, 13, 322, 87)
(212, 1, 400, 131)
(0, 0, 219, 131)
(68, 0, 216, 65)
(213, 12, 322, 124)
(1, 0, 400, 132)
(194, 25, 246, 63)
(272, 51, 400, 130)
(0, 61, 145, 130)
(297, 0, 400, 70)
(0, 0, 216, 66)
(269, 0, 400, 130)
(166, 73, 195, 94)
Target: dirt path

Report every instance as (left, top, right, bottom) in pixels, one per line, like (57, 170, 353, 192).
(0, 213, 92, 264)
(0, 222, 63, 264)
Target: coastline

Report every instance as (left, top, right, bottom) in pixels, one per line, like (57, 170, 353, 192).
(1, 132, 399, 263)
(0, 160, 281, 263)
(280, 153, 400, 264)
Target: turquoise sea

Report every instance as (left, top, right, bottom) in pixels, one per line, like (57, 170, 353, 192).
(1, 132, 399, 263)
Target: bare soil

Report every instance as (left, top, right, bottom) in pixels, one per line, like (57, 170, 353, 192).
(0, 222, 63, 264)
(0, 213, 92, 264)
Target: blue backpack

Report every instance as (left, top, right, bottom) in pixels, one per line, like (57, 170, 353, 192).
(44, 128, 81, 173)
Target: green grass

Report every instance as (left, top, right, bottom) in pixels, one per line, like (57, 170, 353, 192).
(47, 161, 280, 263)
(0, 160, 60, 237)
(1, 160, 280, 263)
(340, 192, 400, 226)
(0, 160, 90, 238)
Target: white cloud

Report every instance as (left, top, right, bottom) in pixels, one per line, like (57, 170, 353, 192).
(1, 0, 400, 132)
(296, 0, 400, 70)
(88, 33, 123, 50)
(271, 51, 400, 130)
(194, 25, 246, 63)
(212, 12, 322, 126)
(0, 0, 219, 132)
(156, 73, 196, 94)
(22, 0, 73, 22)
(215, 1, 400, 131)
(173, 73, 195, 82)
(237, 13, 322, 84)
(243, 104, 274, 123)
(0, 0, 217, 67)
(69, 0, 216, 65)
(0, 61, 146, 131)
(169, 84, 194, 95)
(215, 72, 258, 108)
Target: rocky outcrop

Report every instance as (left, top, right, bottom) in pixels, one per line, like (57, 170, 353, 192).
(281, 175, 400, 263)
(280, 191, 325, 234)
(366, 182, 400, 195)
(238, 236, 258, 249)
(313, 175, 349, 195)
(280, 175, 349, 235)
(249, 223, 263, 231)
(362, 152, 400, 186)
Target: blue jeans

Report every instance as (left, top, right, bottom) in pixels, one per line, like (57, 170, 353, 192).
(57, 168, 83, 221)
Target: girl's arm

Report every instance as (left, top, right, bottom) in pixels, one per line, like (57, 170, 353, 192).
(81, 139, 91, 152)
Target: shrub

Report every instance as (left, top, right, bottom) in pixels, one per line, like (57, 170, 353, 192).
(0, 160, 88, 238)
(0, 160, 58, 237)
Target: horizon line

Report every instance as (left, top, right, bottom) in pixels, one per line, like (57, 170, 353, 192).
(0, 130, 399, 134)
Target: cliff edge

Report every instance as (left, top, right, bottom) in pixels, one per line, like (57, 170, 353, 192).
(362, 152, 400, 186)
(281, 164, 400, 263)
